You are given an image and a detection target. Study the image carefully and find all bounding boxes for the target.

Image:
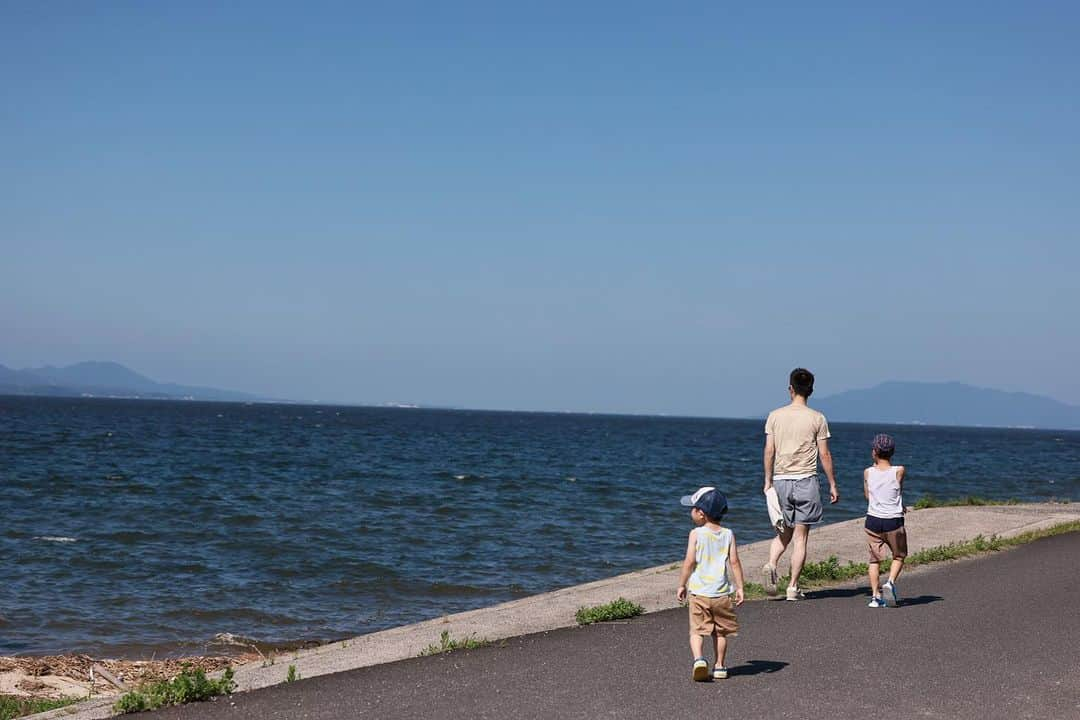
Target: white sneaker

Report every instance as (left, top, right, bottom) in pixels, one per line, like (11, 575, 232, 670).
(785, 586, 805, 601)
(882, 580, 900, 607)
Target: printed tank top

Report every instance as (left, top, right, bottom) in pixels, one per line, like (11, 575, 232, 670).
(687, 526, 733, 597)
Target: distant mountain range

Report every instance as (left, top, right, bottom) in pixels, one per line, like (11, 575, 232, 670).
(4, 363, 1079, 429)
(0, 361, 260, 402)
(813, 381, 1080, 430)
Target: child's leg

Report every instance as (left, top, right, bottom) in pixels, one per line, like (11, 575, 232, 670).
(690, 633, 705, 660)
(888, 557, 905, 583)
(868, 561, 881, 597)
(713, 632, 728, 668)
(788, 524, 809, 589)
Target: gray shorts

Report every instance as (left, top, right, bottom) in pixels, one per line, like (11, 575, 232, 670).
(774, 476, 823, 526)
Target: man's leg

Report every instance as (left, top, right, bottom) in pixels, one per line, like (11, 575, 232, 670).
(768, 525, 793, 568)
(764, 525, 793, 594)
(788, 524, 810, 589)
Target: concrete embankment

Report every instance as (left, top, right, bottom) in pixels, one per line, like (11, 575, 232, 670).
(32, 502, 1079, 720)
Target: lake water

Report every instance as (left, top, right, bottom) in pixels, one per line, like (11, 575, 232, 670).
(1, 396, 1076, 656)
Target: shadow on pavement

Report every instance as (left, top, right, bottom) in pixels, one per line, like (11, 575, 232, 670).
(727, 660, 789, 677)
(804, 588, 866, 599)
(899, 595, 943, 607)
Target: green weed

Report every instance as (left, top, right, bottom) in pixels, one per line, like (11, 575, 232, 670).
(914, 495, 1023, 509)
(114, 666, 235, 714)
(906, 521, 1080, 565)
(742, 582, 768, 600)
(419, 630, 490, 656)
(286, 665, 297, 683)
(0, 694, 78, 720)
(574, 597, 644, 625)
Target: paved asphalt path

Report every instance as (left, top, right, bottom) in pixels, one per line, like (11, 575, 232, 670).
(155, 533, 1080, 720)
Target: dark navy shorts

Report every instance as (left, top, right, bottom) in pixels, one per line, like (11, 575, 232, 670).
(865, 515, 904, 533)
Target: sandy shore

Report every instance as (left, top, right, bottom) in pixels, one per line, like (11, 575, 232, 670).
(0, 655, 245, 702)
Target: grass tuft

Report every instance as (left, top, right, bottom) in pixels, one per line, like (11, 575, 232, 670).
(742, 582, 768, 600)
(114, 666, 235, 714)
(0, 695, 79, 720)
(419, 630, 490, 656)
(906, 520, 1080, 565)
(574, 597, 644, 625)
(914, 494, 1023, 509)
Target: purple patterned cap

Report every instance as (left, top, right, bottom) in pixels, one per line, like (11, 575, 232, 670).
(872, 433, 895, 453)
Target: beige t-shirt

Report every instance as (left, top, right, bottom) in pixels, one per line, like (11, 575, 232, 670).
(765, 404, 831, 478)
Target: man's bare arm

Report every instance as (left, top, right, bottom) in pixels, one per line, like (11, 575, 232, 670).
(763, 434, 775, 492)
(818, 437, 839, 504)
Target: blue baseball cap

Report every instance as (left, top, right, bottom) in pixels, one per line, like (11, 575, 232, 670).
(679, 486, 728, 520)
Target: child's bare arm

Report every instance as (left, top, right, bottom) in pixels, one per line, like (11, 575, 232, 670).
(729, 534, 745, 606)
(863, 467, 870, 500)
(896, 465, 905, 488)
(676, 531, 697, 602)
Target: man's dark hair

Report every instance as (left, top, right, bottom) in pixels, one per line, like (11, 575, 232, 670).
(789, 368, 815, 398)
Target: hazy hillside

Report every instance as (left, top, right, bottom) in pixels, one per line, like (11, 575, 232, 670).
(813, 381, 1080, 430)
(0, 361, 260, 402)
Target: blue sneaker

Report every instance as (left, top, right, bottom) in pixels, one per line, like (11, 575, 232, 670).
(867, 596, 886, 608)
(882, 580, 900, 607)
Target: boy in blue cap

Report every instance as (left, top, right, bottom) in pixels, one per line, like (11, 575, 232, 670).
(676, 486, 746, 681)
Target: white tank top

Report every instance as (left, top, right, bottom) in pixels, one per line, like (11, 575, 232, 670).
(866, 466, 904, 519)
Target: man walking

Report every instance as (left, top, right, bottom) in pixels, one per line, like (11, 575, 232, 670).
(761, 368, 839, 600)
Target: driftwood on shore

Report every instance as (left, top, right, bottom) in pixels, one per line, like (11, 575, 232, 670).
(0, 654, 246, 700)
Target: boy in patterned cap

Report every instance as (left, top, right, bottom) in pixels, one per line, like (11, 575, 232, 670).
(864, 433, 908, 608)
(676, 486, 745, 681)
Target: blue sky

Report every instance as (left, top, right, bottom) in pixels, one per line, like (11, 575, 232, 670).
(3, 2, 1078, 415)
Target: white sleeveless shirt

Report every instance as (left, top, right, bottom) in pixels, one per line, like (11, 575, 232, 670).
(866, 466, 904, 519)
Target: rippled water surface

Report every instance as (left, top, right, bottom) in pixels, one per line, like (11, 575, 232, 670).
(1, 396, 1077, 656)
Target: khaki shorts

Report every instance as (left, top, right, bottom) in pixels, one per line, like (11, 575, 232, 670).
(689, 594, 738, 636)
(866, 526, 908, 562)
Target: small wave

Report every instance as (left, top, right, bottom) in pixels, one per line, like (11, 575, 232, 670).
(33, 536, 77, 543)
(100, 530, 158, 543)
(165, 607, 301, 625)
(209, 632, 261, 648)
(442, 472, 484, 481)
(423, 581, 502, 598)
